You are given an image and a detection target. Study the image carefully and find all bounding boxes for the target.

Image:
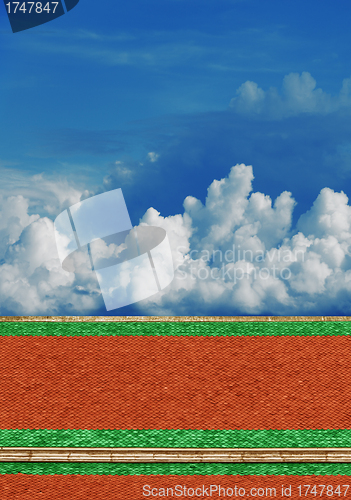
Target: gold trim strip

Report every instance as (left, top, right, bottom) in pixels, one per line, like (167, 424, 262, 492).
(1, 448, 351, 462)
(0, 316, 351, 322)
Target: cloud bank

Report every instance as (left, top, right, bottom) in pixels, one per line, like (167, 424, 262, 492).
(2, 164, 351, 315)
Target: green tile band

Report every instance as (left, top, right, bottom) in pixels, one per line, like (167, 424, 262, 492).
(2, 463, 351, 475)
(0, 321, 351, 337)
(1, 430, 351, 448)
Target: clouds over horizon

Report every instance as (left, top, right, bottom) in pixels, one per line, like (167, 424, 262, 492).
(2, 164, 351, 315)
(3, 0, 351, 317)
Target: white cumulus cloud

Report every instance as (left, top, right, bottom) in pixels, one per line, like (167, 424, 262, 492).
(229, 72, 351, 118)
(136, 164, 351, 315)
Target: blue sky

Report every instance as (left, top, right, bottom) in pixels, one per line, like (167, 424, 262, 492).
(1, 0, 351, 315)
